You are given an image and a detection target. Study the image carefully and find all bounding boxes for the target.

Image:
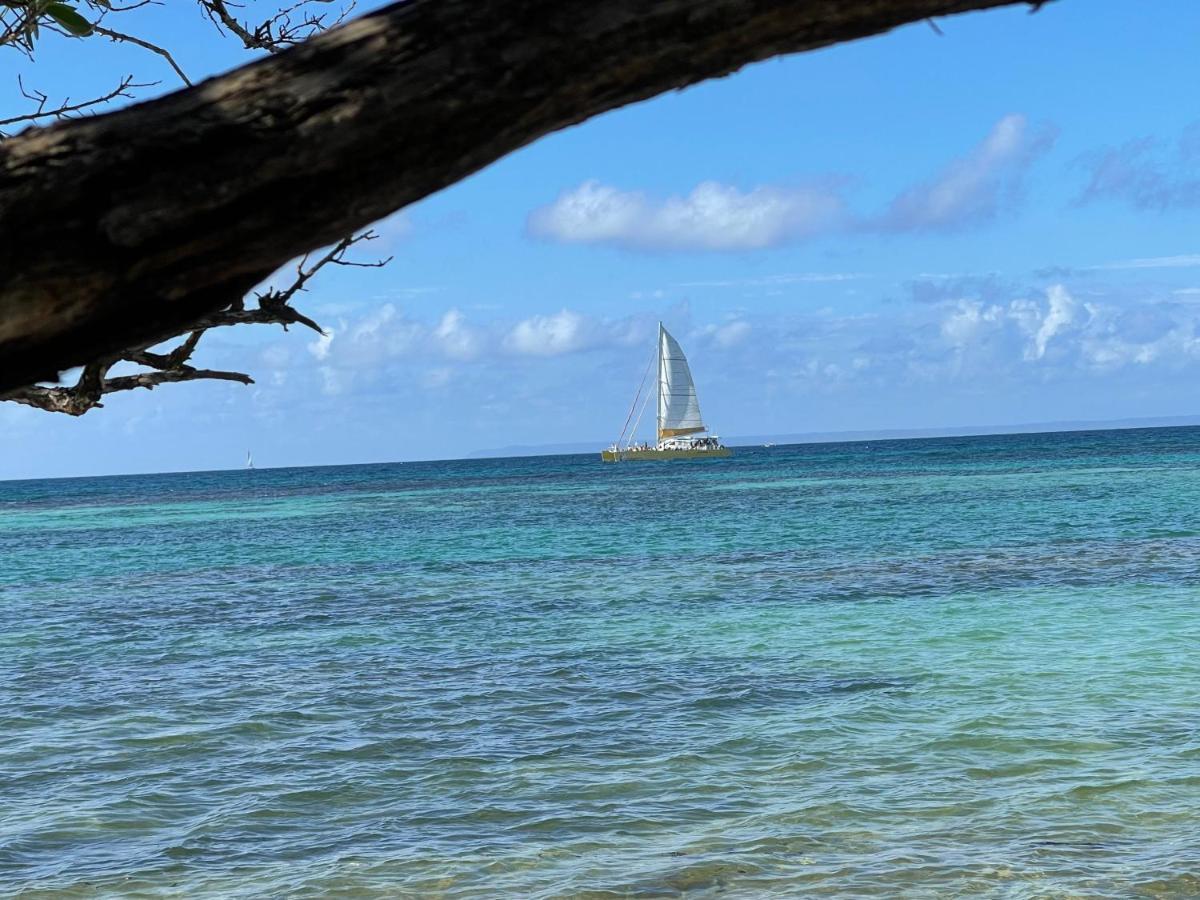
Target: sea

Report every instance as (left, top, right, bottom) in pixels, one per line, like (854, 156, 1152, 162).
(2, 427, 1199, 898)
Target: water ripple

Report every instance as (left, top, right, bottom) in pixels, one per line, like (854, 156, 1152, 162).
(4, 430, 1200, 896)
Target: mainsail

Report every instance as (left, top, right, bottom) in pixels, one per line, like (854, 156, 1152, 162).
(658, 324, 706, 439)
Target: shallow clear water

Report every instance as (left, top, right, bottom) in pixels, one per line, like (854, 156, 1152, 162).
(3, 428, 1200, 897)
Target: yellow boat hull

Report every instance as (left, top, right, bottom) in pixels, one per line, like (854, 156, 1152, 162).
(600, 447, 732, 462)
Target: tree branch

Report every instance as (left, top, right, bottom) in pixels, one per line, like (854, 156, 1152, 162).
(0, 74, 153, 131)
(0, 0, 1043, 394)
(200, 0, 354, 54)
(104, 366, 254, 393)
(91, 24, 192, 86)
(2, 364, 254, 415)
(0, 228, 391, 413)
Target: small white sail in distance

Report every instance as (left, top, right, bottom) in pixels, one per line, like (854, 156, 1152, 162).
(246, 450, 254, 470)
(657, 324, 705, 440)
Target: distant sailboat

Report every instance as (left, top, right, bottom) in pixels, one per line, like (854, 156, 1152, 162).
(246, 450, 254, 470)
(602, 323, 731, 462)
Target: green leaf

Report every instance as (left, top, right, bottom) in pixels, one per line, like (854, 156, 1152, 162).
(44, 3, 93, 36)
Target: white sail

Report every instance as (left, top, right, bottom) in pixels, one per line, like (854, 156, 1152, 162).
(657, 324, 705, 438)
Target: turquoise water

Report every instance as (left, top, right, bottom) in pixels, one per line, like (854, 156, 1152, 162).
(3, 428, 1200, 897)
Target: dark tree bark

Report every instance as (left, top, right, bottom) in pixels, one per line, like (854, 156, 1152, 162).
(0, 0, 1038, 393)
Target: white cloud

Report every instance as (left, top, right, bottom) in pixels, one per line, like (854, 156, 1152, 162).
(1030, 284, 1079, 360)
(528, 115, 1054, 252)
(351, 304, 396, 340)
(248, 285, 1200, 421)
(940, 299, 1005, 348)
(699, 320, 752, 348)
(281, 304, 653, 382)
(307, 330, 334, 361)
(874, 114, 1056, 232)
(505, 310, 590, 356)
(931, 283, 1200, 373)
(318, 303, 421, 366)
(528, 179, 847, 251)
(433, 309, 482, 360)
(939, 286, 1086, 364)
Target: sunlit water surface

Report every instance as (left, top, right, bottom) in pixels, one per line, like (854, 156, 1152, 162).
(3, 428, 1200, 897)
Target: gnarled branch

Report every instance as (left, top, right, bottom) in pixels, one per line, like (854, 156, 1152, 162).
(0, 229, 382, 414)
(2, 360, 254, 415)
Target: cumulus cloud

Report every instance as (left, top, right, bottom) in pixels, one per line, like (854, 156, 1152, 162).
(698, 320, 752, 348)
(940, 286, 1084, 364)
(505, 309, 590, 356)
(527, 178, 848, 251)
(308, 330, 334, 361)
(434, 309, 482, 360)
(931, 283, 1200, 373)
(1030, 285, 1079, 360)
(503, 309, 655, 356)
(1076, 121, 1200, 210)
(873, 114, 1057, 232)
(192, 283, 1200, 441)
(939, 300, 1005, 349)
(529, 115, 1054, 252)
(237, 282, 1200, 429)
(287, 303, 656, 387)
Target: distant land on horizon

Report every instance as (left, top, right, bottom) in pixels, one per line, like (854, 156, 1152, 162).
(467, 414, 1200, 459)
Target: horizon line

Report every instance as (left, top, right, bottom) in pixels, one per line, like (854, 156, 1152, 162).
(5, 412, 1200, 484)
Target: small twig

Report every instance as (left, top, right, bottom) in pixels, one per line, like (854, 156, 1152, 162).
(200, 0, 354, 53)
(0, 74, 152, 128)
(257, 229, 390, 313)
(92, 24, 191, 86)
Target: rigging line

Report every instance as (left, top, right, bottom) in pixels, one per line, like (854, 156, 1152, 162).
(629, 376, 655, 449)
(615, 344, 656, 448)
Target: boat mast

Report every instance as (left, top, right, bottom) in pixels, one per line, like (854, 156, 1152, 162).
(656, 322, 665, 443)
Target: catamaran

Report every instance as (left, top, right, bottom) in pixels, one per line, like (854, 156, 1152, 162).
(602, 323, 731, 462)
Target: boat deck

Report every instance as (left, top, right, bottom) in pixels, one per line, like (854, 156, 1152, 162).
(601, 447, 732, 462)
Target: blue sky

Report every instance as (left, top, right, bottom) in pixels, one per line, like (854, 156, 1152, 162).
(3, 0, 1200, 478)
